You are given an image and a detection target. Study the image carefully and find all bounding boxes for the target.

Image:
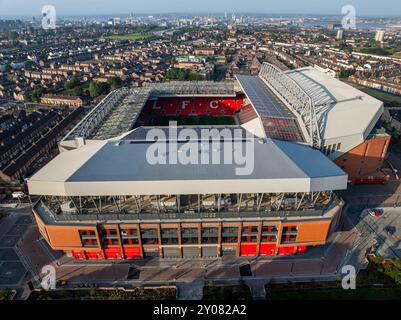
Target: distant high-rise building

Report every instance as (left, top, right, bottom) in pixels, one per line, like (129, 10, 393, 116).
(224, 11, 228, 21)
(336, 29, 344, 40)
(375, 30, 385, 42)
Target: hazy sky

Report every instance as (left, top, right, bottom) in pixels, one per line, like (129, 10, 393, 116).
(0, 0, 400, 17)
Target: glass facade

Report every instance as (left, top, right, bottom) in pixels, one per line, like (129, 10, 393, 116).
(141, 228, 159, 245)
(202, 227, 219, 244)
(161, 228, 179, 245)
(181, 227, 199, 244)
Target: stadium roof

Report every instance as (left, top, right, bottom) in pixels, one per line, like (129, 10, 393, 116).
(28, 138, 347, 197)
(120, 126, 254, 141)
(236, 65, 384, 154)
(236, 75, 295, 119)
(145, 81, 236, 97)
(286, 67, 384, 142)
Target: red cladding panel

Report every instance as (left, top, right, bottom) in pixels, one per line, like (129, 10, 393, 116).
(260, 244, 276, 255)
(124, 247, 141, 259)
(104, 247, 123, 259)
(72, 250, 85, 260)
(278, 246, 296, 255)
(85, 250, 103, 260)
(240, 244, 257, 256)
(297, 246, 307, 254)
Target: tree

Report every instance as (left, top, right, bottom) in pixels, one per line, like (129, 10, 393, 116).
(64, 78, 80, 90)
(166, 68, 204, 81)
(339, 69, 356, 79)
(31, 86, 46, 102)
(88, 81, 110, 98)
(71, 86, 83, 96)
(107, 77, 122, 90)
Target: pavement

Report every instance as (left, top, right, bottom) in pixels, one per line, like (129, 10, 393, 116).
(341, 148, 401, 207)
(0, 206, 34, 288)
(244, 279, 266, 300)
(358, 207, 401, 259)
(177, 280, 204, 300)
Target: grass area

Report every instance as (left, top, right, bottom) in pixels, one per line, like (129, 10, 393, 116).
(28, 287, 176, 300)
(203, 285, 252, 300)
(358, 47, 393, 56)
(0, 289, 14, 300)
(267, 257, 401, 300)
(106, 33, 154, 41)
(349, 83, 401, 104)
(364, 256, 401, 285)
(357, 46, 401, 57)
(150, 116, 236, 126)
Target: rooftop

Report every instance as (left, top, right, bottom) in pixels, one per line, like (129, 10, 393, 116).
(28, 137, 347, 197)
(236, 75, 294, 119)
(145, 81, 236, 97)
(286, 67, 384, 141)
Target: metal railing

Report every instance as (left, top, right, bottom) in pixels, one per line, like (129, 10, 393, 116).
(35, 200, 326, 224)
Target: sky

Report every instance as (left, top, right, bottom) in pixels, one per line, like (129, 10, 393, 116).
(0, 0, 400, 18)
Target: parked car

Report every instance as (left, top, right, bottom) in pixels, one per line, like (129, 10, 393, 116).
(385, 226, 396, 235)
(368, 208, 383, 217)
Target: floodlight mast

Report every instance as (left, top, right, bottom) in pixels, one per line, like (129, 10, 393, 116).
(259, 63, 321, 149)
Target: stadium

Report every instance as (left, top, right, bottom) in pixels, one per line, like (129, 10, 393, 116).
(27, 63, 389, 260)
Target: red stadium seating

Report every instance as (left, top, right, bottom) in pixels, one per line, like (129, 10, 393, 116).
(144, 96, 244, 117)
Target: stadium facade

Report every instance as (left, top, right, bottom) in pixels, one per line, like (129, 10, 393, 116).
(28, 63, 389, 260)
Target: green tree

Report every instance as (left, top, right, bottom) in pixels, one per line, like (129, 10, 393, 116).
(71, 86, 83, 96)
(64, 78, 80, 90)
(31, 86, 46, 102)
(107, 76, 122, 90)
(339, 69, 356, 79)
(166, 68, 204, 81)
(88, 82, 110, 98)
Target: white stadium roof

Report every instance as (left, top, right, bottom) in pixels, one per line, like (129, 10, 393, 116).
(286, 67, 384, 142)
(28, 138, 347, 197)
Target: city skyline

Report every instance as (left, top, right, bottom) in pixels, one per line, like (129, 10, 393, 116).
(0, 0, 401, 18)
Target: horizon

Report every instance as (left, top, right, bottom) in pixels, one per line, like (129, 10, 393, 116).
(1, 0, 401, 19)
(1, 12, 401, 20)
